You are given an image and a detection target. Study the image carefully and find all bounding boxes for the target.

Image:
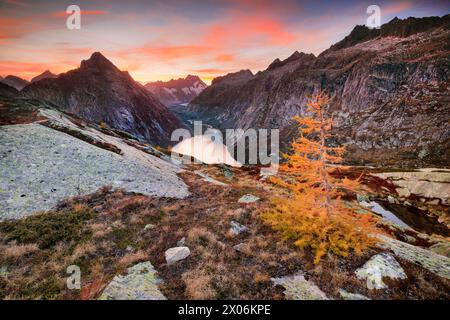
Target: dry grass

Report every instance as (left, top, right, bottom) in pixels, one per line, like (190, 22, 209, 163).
(0, 243, 39, 258)
(0, 165, 449, 300)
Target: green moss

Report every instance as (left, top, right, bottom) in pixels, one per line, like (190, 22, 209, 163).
(21, 275, 62, 300)
(109, 227, 136, 250)
(0, 206, 94, 249)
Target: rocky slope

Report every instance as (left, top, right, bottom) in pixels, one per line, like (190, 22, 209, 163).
(22, 52, 184, 146)
(1, 75, 29, 91)
(189, 15, 450, 167)
(30, 70, 57, 83)
(0, 82, 18, 98)
(0, 102, 189, 220)
(144, 75, 207, 107)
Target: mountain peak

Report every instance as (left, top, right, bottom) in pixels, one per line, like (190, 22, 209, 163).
(186, 74, 201, 81)
(267, 51, 315, 70)
(1, 75, 29, 91)
(211, 69, 253, 86)
(80, 52, 118, 71)
(31, 70, 57, 83)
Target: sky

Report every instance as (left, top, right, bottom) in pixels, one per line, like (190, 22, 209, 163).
(0, 0, 448, 84)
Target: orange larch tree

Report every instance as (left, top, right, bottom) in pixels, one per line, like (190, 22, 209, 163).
(263, 91, 377, 263)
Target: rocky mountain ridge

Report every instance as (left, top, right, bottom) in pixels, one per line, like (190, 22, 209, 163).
(0, 75, 29, 91)
(30, 70, 58, 83)
(189, 15, 450, 167)
(21, 52, 184, 146)
(144, 75, 207, 106)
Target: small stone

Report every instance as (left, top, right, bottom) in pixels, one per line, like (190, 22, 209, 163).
(355, 253, 407, 290)
(126, 245, 134, 252)
(233, 243, 244, 252)
(339, 289, 370, 300)
(144, 224, 155, 230)
(177, 237, 186, 246)
(0, 266, 9, 277)
(357, 194, 369, 203)
(238, 194, 260, 203)
(165, 246, 190, 265)
(387, 196, 396, 204)
(229, 220, 248, 235)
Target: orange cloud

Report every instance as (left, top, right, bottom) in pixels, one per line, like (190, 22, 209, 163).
(215, 54, 234, 62)
(132, 45, 212, 60)
(0, 17, 39, 39)
(203, 14, 297, 47)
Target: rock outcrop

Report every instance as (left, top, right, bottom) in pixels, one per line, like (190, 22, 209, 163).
(376, 234, 450, 279)
(99, 262, 166, 300)
(355, 253, 407, 289)
(271, 273, 328, 300)
(189, 15, 450, 167)
(145, 75, 207, 107)
(0, 107, 189, 220)
(372, 169, 450, 205)
(22, 52, 184, 146)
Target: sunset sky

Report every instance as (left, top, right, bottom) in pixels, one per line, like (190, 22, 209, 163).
(0, 0, 448, 84)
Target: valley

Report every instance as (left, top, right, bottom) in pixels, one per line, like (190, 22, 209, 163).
(0, 13, 449, 301)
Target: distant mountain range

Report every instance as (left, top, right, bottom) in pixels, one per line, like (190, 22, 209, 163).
(0, 75, 29, 91)
(0, 70, 57, 91)
(190, 15, 450, 167)
(144, 75, 207, 107)
(21, 52, 184, 146)
(31, 70, 58, 83)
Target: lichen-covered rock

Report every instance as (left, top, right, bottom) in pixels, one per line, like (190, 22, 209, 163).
(229, 221, 248, 235)
(177, 237, 186, 246)
(271, 273, 328, 300)
(339, 289, 370, 300)
(372, 170, 450, 205)
(0, 266, 9, 277)
(238, 194, 260, 203)
(99, 262, 166, 300)
(355, 253, 407, 289)
(376, 234, 450, 279)
(165, 246, 190, 264)
(429, 242, 450, 258)
(144, 224, 156, 230)
(233, 243, 244, 252)
(0, 123, 189, 220)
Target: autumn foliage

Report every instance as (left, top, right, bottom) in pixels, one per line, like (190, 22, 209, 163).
(263, 92, 377, 263)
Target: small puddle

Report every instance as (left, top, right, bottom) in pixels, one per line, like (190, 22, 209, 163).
(360, 200, 449, 237)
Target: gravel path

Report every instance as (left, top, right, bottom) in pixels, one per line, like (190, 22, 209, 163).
(0, 124, 189, 220)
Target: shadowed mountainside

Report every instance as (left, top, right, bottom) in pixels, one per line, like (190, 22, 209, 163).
(190, 15, 450, 167)
(22, 52, 184, 146)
